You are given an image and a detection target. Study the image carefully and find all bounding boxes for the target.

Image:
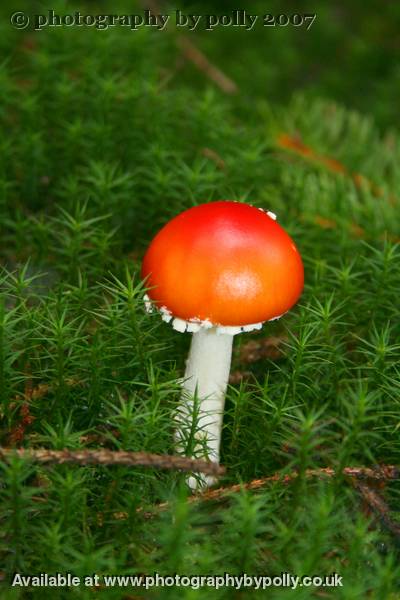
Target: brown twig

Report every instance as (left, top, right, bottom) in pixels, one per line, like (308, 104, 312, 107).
(355, 481, 400, 540)
(188, 465, 400, 504)
(8, 378, 84, 445)
(201, 147, 226, 169)
(8, 403, 35, 446)
(8, 368, 36, 445)
(139, 0, 238, 94)
(299, 212, 400, 245)
(278, 134, 400, 243)
(176, 36, 238, 94)
(276, 133, 399, 208)
(103, 464, 400, 522)
(0, 447, 224, 476)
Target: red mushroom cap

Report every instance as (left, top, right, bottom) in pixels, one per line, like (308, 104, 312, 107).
(141, 201, 304, 327)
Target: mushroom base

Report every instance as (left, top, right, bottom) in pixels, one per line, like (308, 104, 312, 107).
(174, 327, 234, 490)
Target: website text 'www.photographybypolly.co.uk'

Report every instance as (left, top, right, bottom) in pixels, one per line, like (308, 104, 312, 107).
(11, 571, 343, 590)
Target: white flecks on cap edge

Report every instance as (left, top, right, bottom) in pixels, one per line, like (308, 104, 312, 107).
(257, 207, 277, 220)
(143, 294, 153, 313)
(143, 295, 286, 335)
(186, 321, 202, 333)
(160, 305, 173, 323)
(269, 312, 286, 321)
(172, 318, 187, 332)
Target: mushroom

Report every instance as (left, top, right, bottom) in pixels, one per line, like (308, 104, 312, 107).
(141, 201, 303, 490)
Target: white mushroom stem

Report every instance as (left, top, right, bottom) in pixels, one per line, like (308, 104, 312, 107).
(175, 327, 234, 490)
